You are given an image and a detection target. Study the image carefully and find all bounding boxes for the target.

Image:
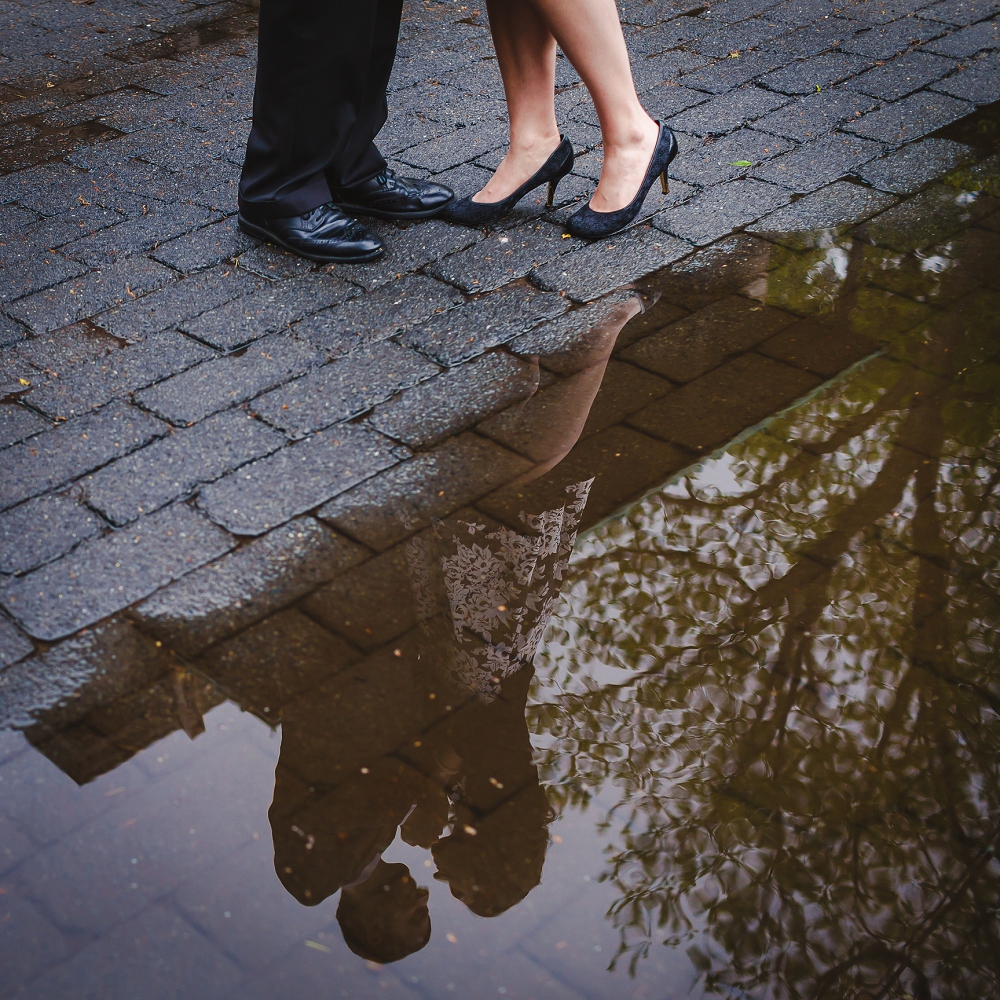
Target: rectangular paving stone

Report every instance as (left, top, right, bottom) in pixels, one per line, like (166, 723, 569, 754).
(348, 219, 482, 292)
(621, 295, 799, 382)
(532, 227, 694, 303)
(136, 332, 325, 425)
(753, 132, 885, 192)
(923, 17, 999, 56)
(7, 257, 176, 334)
(318, 433, 532, 550)
(396, 119, 506, 172)
(759, 52, 874, 94)
(0, 503, 235, 641)
(765, 17, 865, 57)
(403, 284, 568, 366)
(82, 408, 285, 525)
(198, 423, 399, 535)
(753, 86, 879, 140)
(0, 615, 33, 668)
(370, 351, 540, 447)
(630, 49, 712, 92)
(841, 89, 975, 142)
(679, 50, 795, 93)
(0, 404, 165, 512)
(843, 16, 949, 59)
(690, 16, 793, 58)
(294, 274, 464, 355)
(1, 253, 88, 306)
(666, 86, 790, 136)
(756, 312, 885, 375)
(151, 215, 257, 273)
(0, 403, 48, 450)
(0, 314, 28, 349)
(0, 493, 103, 575)
(627, 352, 822, 451)
(640, 82, 714, 123)
(25, 329, 215, 420)
(653, 178, 793, 245)
(181, 271, 358, 351)
(671, 129, 795, 187)
(847, 50, 958, 100)
(60, 202, 221, 268)
(931, 50, 1000, 103)
(0, 161, 91, 217)
(132, 517, 367, 657)
(94, 264, 262, 341)
(854, 137, 974, 192)
(748, 179, 898, 233)
(251, 342, 438, 439)
(428, 221, 583, 295)
(920, 0, 1000, 25)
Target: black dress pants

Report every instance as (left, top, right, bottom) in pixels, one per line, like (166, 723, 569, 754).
(240, 0, 404, 218)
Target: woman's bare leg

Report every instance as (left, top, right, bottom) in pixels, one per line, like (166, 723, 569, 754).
(474, 0, 562, 204)
(530, 0, 658, 212)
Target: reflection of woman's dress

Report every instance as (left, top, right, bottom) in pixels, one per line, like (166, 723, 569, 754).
(407, 479, 594, 699)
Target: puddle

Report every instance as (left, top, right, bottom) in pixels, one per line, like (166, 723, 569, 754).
(1, 111, 1000, 998)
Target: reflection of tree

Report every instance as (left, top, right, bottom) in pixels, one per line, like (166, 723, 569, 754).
(529, 208, 1000, 998)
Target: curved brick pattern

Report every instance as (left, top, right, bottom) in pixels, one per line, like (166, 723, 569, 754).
(132, 517, 367, 657)
(0, 504, 235, 641)
(198, 423, 399, 535)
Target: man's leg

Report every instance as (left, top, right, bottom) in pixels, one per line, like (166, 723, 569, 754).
(327, 0, 404, 192)
(240, 0, 380, 217)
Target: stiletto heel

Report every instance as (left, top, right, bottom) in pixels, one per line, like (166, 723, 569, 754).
(442, 136, 574, 227)
(566, 123, 679, 240)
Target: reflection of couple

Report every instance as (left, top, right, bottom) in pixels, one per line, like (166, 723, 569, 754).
(238, 0, 677, 261)
(267, 293, 644, 962)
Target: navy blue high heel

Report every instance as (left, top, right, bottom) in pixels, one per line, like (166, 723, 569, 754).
(441, 136, 575, 227)
(566, 123, 678, 240)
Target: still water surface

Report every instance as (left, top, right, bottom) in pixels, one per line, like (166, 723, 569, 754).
(2, 110, 1000, 1000)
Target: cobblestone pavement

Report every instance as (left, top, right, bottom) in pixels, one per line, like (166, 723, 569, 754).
(0, 2, 999, 995)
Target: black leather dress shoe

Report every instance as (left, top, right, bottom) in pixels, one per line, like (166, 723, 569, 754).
(238, 202, 384, 263)
(331, 168, 454, 220)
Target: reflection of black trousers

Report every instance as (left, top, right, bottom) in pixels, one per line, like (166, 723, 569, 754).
(239, 0, 404, 217)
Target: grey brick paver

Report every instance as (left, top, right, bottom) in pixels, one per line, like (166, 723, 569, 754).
(759, 51, 874, 94)
(748, 179, 898, 232)
(370, 351, 540, 447)
(251, 341, 438, 438)
(402, 283, 567, 366)
(180, 271, 359, 351)
(0, 403, 48, 450)
(0, 493, 103, 575)
(847, 50, 958, 100)
(136, 332, 324, 425)
(666, 86, 790, 136)
(0, 616, 35, 668)
(752, 131, 885, 192)
(923, 17, 999, 57)
(318, 433, 533, 550)
(0, 503, 235, 640)
(82, 408, 285, 524)
(854, 137, 973, 192)
(654, 178, 792, 245)
(198, 423, 399, 535)
(931, 50, 1000, 102)
(754, 87, 879, 140)
(0, 404, 165, 512)
(132, 517, 367, 656)
(841, 89, 975, 142)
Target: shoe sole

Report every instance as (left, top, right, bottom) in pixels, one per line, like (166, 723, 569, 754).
(237, 216, 385, 264)
(332, 201, 451, 221)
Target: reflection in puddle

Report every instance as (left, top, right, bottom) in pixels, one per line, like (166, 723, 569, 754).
(2, 115, 1000, 999)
